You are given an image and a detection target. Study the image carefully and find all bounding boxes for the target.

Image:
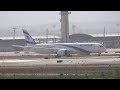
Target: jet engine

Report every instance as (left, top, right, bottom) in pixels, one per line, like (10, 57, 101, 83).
(57, 49, 71, 57)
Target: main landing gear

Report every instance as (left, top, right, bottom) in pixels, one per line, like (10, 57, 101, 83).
(98, 53, 101, 56)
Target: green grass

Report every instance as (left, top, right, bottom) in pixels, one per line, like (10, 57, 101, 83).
(86, 70, 120, 79)
(0, 70, 120, 79)
(0, 74, 85, 79)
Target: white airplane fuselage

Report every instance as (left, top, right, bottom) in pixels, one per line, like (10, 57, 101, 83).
(25, 43, 106, 55)
(22, 29, 106, 56)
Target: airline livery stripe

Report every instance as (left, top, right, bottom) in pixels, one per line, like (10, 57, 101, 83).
(58, 44, 90, 54)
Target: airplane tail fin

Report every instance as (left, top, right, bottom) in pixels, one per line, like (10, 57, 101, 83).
(22, 29, 36, 46)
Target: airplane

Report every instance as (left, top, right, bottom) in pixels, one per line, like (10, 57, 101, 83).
(13, 29, 106, 57)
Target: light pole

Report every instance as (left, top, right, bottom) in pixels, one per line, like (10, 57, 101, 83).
(72, 25, 76, 34)
(117, 24, 119, 48)
(12, 27, 18, 54)
(46, 29, 49, 43)
(53, 25, 56, 43)
(103, 26, 106, 47)
(12, 28, 17, 45)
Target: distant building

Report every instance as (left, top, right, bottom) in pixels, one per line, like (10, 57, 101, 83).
(69, 34, 93, 43)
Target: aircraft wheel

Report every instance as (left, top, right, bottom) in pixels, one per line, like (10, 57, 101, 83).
(98, 53, 101, 56)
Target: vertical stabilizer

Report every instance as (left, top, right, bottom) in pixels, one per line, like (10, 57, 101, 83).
(22, 29, 36, 46)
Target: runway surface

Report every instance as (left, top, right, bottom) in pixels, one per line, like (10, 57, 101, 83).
(0, 49, 120, 74)
(0, 48, 120, 67)
(0, 55, 120, 67)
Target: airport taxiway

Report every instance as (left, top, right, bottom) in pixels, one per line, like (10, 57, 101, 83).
(0, 48, 120, 67)
(0, 55, 120, 67)
(0, 50, 120, 74)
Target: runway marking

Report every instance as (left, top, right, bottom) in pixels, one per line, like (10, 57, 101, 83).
(0, 55, 120, 67)
(0, 60, 35, 63)
(0, 58, 120, 64)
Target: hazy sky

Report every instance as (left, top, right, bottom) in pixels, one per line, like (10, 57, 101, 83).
(0, 11, 120, 28)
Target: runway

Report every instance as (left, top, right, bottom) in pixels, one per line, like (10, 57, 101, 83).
(0, 55, 120, 67)
(0, 49, 120, 67)
(0, 50, 120, 74)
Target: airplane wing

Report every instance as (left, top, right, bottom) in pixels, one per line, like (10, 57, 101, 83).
(12, 45, 25, 49)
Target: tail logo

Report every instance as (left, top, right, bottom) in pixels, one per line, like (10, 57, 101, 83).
(22, 29, 36, 45)
(27, 36, 30, 40)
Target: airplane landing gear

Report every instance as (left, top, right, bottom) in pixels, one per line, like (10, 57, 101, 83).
(98, 53, 101, 56)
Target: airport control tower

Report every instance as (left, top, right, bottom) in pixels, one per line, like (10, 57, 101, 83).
(60, 11, 71, 43)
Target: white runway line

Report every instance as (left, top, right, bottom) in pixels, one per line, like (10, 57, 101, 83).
(0, 60, 35, 63)
(0, 57, 120, 67)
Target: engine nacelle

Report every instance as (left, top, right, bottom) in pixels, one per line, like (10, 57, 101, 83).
(57, 49, 70, 57)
